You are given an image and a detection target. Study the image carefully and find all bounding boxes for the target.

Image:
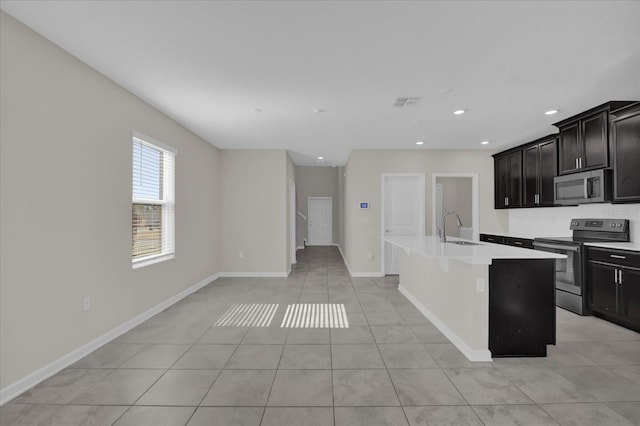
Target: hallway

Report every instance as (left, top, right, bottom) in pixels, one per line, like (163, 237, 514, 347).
(2, 246, 639, 426)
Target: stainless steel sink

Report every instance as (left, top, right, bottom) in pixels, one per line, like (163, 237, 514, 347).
(447, 241, 482, 246)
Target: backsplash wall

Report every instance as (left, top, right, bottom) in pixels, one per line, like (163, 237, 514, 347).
(508, 203, 640, 242)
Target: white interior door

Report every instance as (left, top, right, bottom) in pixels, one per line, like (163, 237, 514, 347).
(308, 198, 332, 246)
(384, 176, 424, 274)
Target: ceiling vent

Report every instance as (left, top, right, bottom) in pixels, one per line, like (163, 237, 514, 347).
(394, 97, 422, 107)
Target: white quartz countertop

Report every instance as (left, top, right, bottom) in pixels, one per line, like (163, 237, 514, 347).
(382, 236, 566, 265)
(583, 241, 640, 252)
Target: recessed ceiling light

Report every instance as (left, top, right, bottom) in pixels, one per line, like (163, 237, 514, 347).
(481, 141, 490, 145)
(544, 109, 558, 115)
(454, 109, 466, 115)
(317, 156, 324, 160)
(314, 108, 325, 113)
(416, 141, 424, 145)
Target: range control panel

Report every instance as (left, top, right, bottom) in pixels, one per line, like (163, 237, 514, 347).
(570, 218, 629, 232)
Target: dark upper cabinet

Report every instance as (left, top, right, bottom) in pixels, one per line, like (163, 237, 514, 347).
(494, 150, 522, 209)
(582, 111, 608, 169)
(558, 123, 580, 175)
(610, 103, 640, 203)
(555, 101, 635, 175)
(523, 135, 557, 207)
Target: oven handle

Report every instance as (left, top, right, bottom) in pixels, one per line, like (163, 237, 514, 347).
(533, 242, 581, 252)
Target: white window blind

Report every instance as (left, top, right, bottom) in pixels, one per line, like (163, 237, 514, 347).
(132, 134, 176, 268)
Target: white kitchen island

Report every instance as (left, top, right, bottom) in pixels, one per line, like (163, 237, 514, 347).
(383, 235, 566, 362)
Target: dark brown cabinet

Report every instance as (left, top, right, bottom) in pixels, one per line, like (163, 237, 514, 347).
(588, 261, 618, 315)
(523, 135, 557, 207)
(505, 236, 534, 249)
(587, 246, 640, 333)
(494, 150, 522, 209)
(479, 234, 505, 244)
(610, 103, 640, 203)
(555, 101, 635, 176)
(489, 259, 556, 356)
(479, 234, 533, 249)
(557, 110, 608, 175)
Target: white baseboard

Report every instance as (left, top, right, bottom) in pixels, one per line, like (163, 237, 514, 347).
(398, 285, 492, 362)
(296, 246, 305, 250)
(350, 272, 385, 277)
(218, 271, 289, 278)
(0, 272, 221, 406)
(334, 244, 384, 278)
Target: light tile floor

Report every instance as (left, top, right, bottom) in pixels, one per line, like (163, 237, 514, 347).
(2, 246, 640, 425)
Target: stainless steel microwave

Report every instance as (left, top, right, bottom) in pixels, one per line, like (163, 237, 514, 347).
(553, 169, 612, 205)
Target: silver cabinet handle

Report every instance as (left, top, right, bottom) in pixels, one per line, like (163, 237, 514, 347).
(619, 269, 623, 284)
(514, 241, 523, 245)
(505, 197, 509, 206)
(535, 194, 539, 204)
(576, 158, 579, 169)
(579, 157, 583, 168)
(614, 269, 619, 284)
(610, 254, 626, 259)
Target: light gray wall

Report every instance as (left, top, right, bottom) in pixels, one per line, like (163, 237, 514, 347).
(437, 177, 473, 237)
(0, 12, 220, 389)
(219, 150, 289, 273)
(295, 166, 339, 247)
(344, 149, 508, 274)
(338, 166, 346, 255)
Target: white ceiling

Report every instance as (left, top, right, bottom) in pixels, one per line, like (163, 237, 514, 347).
(2, 1, 639, 166)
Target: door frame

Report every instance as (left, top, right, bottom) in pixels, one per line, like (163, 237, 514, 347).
(290, 179, 297, 266)
(380, 173, 426, 275)
(431, 173, 479, 241)
(307, 197, 333, 246)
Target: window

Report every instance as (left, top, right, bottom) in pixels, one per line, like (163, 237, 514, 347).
(132, 133, 176, 268)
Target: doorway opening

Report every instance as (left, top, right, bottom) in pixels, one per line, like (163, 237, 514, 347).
(432, 174, 479, 241)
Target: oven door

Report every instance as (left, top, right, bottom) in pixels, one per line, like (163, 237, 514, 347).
(532, 241, 583, 295)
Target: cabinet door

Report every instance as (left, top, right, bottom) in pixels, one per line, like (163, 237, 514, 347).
(558, 123, 580, 175)
(480, 234, 505, 244)
(508, 151, 522, 207)
(495, 156, 509, 209)
(588, 262, 618, 316)
(538, 140, 557, 206)
(582, 111, 608, 170)
(523, 145, 539, 207)
(612, 108, 640, 202)
(619, 267, 640, 331)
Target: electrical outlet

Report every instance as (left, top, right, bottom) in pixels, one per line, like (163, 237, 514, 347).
(239, 251, 244, 259)
(368, 252, 374, 261)
(476, 278, 485, 292)
(82, 297, 91, 312)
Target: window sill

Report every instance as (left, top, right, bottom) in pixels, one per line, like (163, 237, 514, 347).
(132, 253, 175, 270)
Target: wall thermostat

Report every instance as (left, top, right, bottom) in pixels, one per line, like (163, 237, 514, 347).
(360, 202, 369, 209)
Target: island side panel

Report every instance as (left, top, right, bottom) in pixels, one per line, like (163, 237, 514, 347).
(488, 259, 556, 357)
(398, 251, 491, 362)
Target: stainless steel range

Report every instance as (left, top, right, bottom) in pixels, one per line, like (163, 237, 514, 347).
(533, 218, 630, 315)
